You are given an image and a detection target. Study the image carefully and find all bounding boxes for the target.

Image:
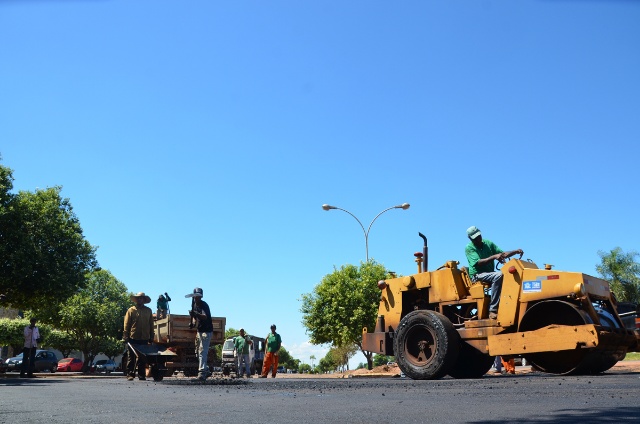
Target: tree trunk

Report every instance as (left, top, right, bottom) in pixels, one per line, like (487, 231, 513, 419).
(362, 349, 373, 370)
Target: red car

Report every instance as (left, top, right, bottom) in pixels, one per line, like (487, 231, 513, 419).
(57, 357, 83, 372)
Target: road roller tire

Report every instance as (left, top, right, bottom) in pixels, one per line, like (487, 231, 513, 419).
(394, 310, 459, 380)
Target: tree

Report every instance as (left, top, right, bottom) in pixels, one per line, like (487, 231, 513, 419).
(0, 317, 52, 355)
(57, 270, 130, 370)
(276, 346, 300, 371)
(318, 350, 337, 373)
(373, 354, 394, 367)
(301, 260, 391, 370)
(0, 318, 32, 354)
(331, 344, 357, 371)
(46, 329, 78, 358)
(596, 248, 640, 304)
(99, 337, 126, 361)
(0, 163, 98, 311)
(298, 363, 312, 373)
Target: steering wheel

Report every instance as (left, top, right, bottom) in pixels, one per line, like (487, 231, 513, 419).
(495, 252, 523, 271)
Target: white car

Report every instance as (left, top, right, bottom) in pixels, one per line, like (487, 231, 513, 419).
(93, 359, 117, 373)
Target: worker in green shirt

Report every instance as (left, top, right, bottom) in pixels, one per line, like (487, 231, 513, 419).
(465, 226, 523, 320)
(234, 328, 253, 378)
(259, 324, 282, 378)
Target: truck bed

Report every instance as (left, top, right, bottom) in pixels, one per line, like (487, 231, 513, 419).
(154, 314, 226, 345)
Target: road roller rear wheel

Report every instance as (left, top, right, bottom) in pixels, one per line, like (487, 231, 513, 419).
(519, 300, 620, 375)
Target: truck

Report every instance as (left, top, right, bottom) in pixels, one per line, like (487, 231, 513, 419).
(221, 334, 265, 377)
(152, 314, 226, 378)
(362, 233, 640, 380)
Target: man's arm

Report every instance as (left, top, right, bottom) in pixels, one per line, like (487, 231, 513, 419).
(467, 246, 502, 268)
(499, 249, 524, 262)
(123, 310, 131, 341)
(148, 308, 155, 343)
(274, 334, 282, 354)
(476, 254, 503, 267)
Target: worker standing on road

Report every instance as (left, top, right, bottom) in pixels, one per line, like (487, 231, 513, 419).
(465, 226, 523, 320)
(186, 287, 213, 381)
(123, 292, 154, 381)
(20, 318, 41, 378)
(234, 328, 253, 378)
(259, 324, 282, 378)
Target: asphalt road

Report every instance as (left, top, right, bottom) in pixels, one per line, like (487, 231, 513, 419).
(1, 367, 639, 424)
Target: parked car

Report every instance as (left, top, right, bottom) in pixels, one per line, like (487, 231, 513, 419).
(5, 350, 58, 373)
(58, 357, 84, 372)
(277, 366, 286, 374)
(94, 359, 117, 374)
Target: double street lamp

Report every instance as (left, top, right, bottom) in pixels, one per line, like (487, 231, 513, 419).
(322, 203, 410, 262)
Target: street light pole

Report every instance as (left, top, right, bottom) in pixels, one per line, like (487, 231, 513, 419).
(322, 203, 410, 262)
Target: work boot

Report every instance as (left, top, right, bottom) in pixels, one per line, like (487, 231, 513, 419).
(127, 375, 134, 381)
(258, 375, 266, 378)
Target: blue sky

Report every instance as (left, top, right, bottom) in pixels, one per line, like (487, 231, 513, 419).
(1, 1, 639, 368)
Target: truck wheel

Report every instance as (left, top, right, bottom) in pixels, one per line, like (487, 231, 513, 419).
(447, 339, 494, 379)
(394, 310, 459, 380)
(151, 365, 164, 381)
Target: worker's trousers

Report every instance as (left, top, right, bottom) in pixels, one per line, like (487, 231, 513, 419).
(261, 352, 279, 377)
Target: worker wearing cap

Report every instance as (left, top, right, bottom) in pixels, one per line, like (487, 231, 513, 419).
(465, 226, 523, 320)
(186, 287, 213, 381)
(234, 328, 253, 378)
(259, 324, 282, 378)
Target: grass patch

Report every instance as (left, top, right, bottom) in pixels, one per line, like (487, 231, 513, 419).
(624, 352, 640, 361)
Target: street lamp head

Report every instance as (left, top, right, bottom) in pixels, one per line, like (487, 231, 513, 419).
(322, 204, 337, 211)
(396, 203, 410, 210)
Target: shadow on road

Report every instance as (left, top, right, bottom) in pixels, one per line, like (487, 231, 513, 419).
(471, 406, 640, 423)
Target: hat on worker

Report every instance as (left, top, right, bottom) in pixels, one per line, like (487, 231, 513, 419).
(130, 292, 151, 304)
(466, 226, 482, 240)
(185, 287, 203, 298)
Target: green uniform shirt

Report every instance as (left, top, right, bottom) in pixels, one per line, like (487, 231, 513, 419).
(265, 332, 281, 353)
(234, 335, 251, 355)
(465, 239, 503, 278)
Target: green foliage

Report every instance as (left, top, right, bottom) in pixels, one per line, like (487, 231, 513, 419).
(596, 248, 640, 304)
(0, 318, 31, 352)
(46, 329, 78, 358)
(331, 344, 357, 371)
(373, 354, 394, 367)
(318, 350, 337, 373)
(298, 363, 312, 373)
(225, 327, 239, 339)
(0, 163, 98, 311)
(99, 337, 126, 361)
(625, 352, 640, 361)
(301, 260, 392, 369)
(57, 270, 130, 366)
(0, 318, 53, 354)
(277, 346, 300, 371)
